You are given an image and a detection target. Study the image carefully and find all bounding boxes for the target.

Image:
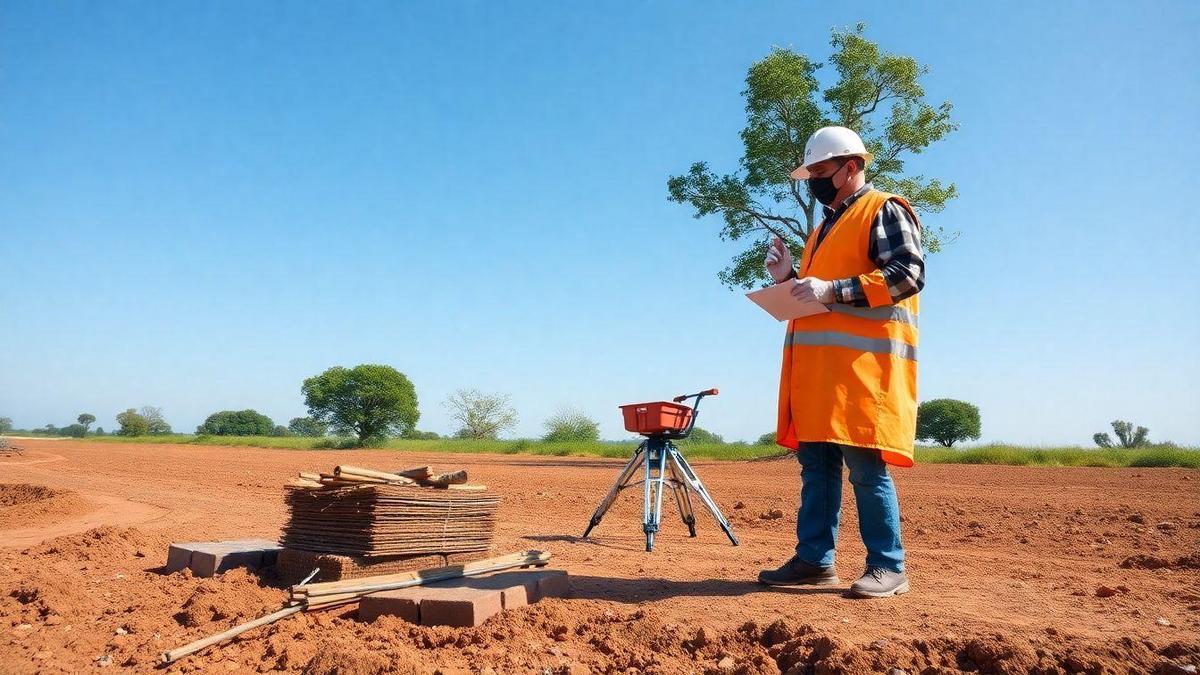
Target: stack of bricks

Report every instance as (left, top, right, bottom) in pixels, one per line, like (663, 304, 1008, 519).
(165, 539, 281, 578)
(359, 569, 569, 627)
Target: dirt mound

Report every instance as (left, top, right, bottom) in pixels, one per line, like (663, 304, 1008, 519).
(174, 568, 284, 628)
(0, 483, 91, 529)
(21, 525, 161, 563)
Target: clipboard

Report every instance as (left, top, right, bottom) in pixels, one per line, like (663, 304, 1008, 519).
(745, 281, 831, 321)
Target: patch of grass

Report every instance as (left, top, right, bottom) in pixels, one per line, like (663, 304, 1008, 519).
(83, 435, 1199, 467)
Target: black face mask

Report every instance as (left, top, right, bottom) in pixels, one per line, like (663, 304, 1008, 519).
(807, 161, 847, 206)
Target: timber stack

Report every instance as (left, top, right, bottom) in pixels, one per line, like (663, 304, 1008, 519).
(277, 464, 500, 583)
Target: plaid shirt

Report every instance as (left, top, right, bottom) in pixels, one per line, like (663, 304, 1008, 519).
(807, 184, 926, 306)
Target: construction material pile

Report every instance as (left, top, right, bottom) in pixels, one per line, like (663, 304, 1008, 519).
(281, 465, 499, 558)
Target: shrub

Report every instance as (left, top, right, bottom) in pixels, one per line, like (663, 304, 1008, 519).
(542, 407, 600, 442)
(682, 427, 724, 444)
(916, 399, 981, 448)
(402, 429, 441, 440)
(197, 409, 276, 436)
(756, 431, 777, 446)
(303, 365, 419, 444)
(140, 406, 172, 435)
(0, 417, 11, 434)
(60, 423, 88, 438)
(116, 409, 150, 437)
(288, 416, 328, 438)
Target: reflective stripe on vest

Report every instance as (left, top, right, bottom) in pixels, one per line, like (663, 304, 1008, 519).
(828, 303, 918, 327)
(785, 330, 918, 362)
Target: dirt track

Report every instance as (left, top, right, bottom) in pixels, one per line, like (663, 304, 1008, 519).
(2, 439, 1198, 674)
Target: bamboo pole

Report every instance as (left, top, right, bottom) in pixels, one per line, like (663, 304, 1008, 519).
(334, 465, 414, 484)
(161, 605, 302, 664)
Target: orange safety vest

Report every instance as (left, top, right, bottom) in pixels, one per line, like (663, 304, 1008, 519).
(776, 189, 920, 467)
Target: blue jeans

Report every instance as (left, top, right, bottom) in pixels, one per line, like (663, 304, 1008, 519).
(794, 442, 905, 572)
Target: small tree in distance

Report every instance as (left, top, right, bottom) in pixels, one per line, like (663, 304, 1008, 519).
(444, 389, 518, 440)
(77, 414, 96, 433)
(288, 416, 328, 438)
(916, 399, 981, 448)
(116, 409, 150, 437)
(140, 406, 172, 435)
(1093, 420, 1149, 449)
(542, 407, 600, 443)
(681, 427, 724, 445)
(755, 431, 777, 446)
(0, 417, 12, 434)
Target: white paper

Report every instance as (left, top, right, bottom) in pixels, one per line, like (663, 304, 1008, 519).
(745, 282, 831, 321)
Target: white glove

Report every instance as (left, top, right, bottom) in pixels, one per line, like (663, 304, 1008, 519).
(765, 235, 794, 283)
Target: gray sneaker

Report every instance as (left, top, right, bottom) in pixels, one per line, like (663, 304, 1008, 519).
(848, 566, 910, 598)
(758, 556, 840, 587)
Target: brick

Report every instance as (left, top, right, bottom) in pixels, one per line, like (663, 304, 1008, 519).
(455, 571, 544, 609)
(164, 543, 201, 573)
(419, 587, 503, 628)
(536, 569, 570, 599)
(359, 589, 421, 623)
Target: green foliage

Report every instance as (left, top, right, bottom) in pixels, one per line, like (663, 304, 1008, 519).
(443, 389, 518, 440)
(60, 423, 88, 438)
(681, 427, 725, 444)
(0, 417, 11, 434)
(542, 407, 600, 443)
(402, 429, 441, 440)
(197, 409, 276, 436)
(1093, 420, 1149, 449)
(756, 431, 777, 446)
(94, 427, 105, 436)
(287, 416, 328, 438)
(916, 399, 981, 448)
(302, 364, 419, 444)
(77, 413, 96, 432)
(116, 408, 150, 437)
(667, 23, 959, 289)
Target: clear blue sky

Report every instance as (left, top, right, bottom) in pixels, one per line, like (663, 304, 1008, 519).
(2, 2, 1198, 445)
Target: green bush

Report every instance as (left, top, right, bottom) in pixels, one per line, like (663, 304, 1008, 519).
(288, 416, 328, 438)
(542, 407, 600, 442)
(756, 431, 777, 446)
(916, 399, 981, 448)
(197, 409, 276, 436)
(116, 409, 149, 437)
(681, 427, 724, 444)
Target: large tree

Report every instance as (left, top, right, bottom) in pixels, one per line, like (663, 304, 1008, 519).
(916, 399, 981, 448)
(302, 364, 419, 445)
(77, 413, 96, 433)
(668, 23, 959, 289)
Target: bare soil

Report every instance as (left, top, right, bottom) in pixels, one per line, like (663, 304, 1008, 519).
(1, 439, 1197, 674)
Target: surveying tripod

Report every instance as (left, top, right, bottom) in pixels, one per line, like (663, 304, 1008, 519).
(581, 389, 739, 552)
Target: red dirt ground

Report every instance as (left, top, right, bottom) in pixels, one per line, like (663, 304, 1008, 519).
(1, 438, 1197, 674)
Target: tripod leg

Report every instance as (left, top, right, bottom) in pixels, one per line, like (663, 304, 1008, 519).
(642, 442, 656, 551)
(669, 448, 740, 546)
(646, 443, 668, 551)
(582, 443, 645, 538)
(667, 457, 697, 537)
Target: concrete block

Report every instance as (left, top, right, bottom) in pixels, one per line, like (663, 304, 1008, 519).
(359, 589, 421, 623)
(164, 543, 201, 573)
(172, 540, 272, 577)
(536, 569, 570, 599)
(419, 587, 503, 628)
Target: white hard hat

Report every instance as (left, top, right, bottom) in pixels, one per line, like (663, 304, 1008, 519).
(789, 126, 874, 180)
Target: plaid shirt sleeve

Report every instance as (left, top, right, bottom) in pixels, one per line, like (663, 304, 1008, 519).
(830, 199, 926, 306)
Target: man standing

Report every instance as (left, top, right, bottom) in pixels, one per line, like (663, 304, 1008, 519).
(758, 126, 925, 598)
